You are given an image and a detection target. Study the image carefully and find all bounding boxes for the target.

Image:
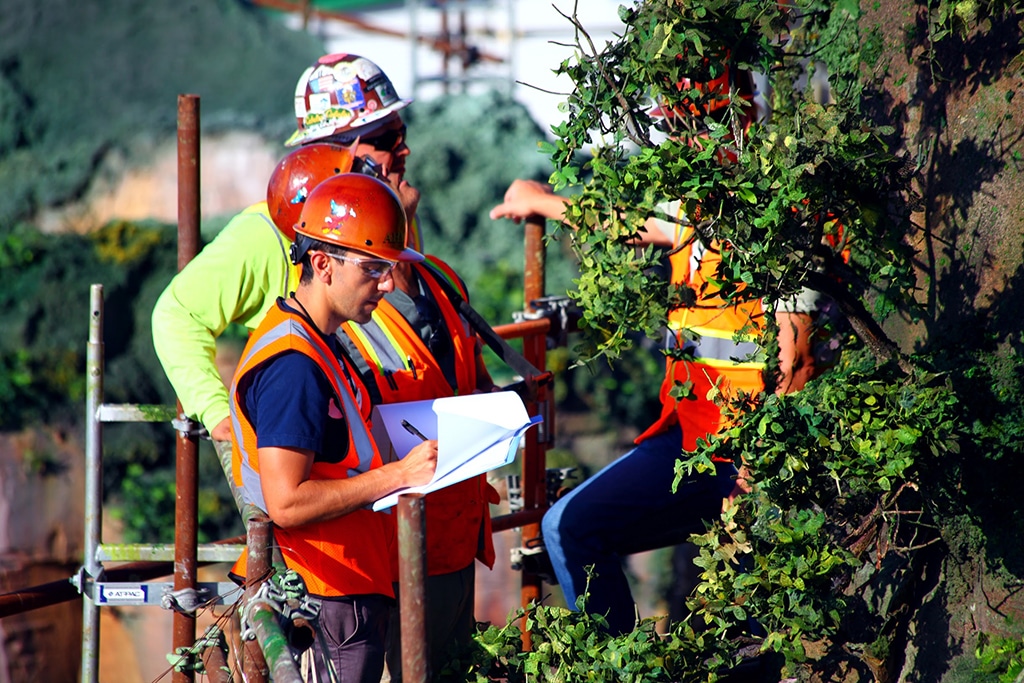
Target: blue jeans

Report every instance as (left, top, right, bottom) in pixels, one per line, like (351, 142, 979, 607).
(541, 425, 737, 635)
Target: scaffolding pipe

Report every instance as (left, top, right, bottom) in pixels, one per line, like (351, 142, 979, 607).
(200, 639, 232, 683)
(519, 215, 549, 648)
(80, 284, 104, 683)
(243, 515, 272, 683)
(248, 603, 303, 683)
(173, 92, 202, 683)
(0, 534, 245, 618)
(524, 215, 546, 309)
(398, 494, 428, 683)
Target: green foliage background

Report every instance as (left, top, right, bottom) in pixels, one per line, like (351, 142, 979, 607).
(4, 0, 1023, 680)
(497, 0, 1024, 681)
(0, 0, 659, 545)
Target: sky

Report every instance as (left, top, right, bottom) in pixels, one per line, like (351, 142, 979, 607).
(287, 0, 628, 135)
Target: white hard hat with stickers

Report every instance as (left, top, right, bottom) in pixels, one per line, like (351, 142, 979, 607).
(285, 53, 413, 147)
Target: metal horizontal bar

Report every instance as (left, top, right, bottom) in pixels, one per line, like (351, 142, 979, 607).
(87, 581, 241, 607)
(97, 403, 177, 423)
(492, 318, 551, 340)
(96, 543, 244, 563)
(491, 507, 546, 532)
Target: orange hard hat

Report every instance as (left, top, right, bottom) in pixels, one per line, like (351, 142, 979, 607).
(652, 59, 756, 124)
(293, 174, 423, 263)
(266, 142, 358, 241)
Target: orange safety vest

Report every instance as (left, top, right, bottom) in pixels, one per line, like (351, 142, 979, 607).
(229, 301, 396, 598)
(636, 206, 766, 452)
(342, 257, 498, 576)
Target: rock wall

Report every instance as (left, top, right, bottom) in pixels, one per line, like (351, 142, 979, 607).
(35, 132, 281, 233)
(0, 428, 85, 682)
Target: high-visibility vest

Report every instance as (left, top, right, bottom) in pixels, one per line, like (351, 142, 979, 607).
(342, 257, 498, 576)
(229, 302, 395, 598)
(636, 207, 766, 452)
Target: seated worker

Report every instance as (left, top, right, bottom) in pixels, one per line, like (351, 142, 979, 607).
(229, 173, 438, 682)
(490, 64, 837, 634)
(152, 53, 420, 448)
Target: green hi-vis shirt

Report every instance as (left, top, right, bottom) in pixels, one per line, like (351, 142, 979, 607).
(151, 202, 300, 431)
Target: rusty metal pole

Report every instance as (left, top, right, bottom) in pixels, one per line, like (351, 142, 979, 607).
(398, 493, 428, 682)
(519, 215, 548, 649)
(199, 631, 232, 683)
(243, 514, 271, 683)
(173, 93, 202, 683)
(523, 215, 546, 309)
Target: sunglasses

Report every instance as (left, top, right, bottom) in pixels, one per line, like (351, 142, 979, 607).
(361, 125, 407, 152)
(324, 253, 397, 280)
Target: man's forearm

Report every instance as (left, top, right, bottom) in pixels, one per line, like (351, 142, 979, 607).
(259, 443, 437, 529)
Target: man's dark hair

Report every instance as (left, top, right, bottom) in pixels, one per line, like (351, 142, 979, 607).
(299, 239, 348, 285)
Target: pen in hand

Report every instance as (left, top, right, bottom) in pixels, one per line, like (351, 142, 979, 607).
(401, 419, 429, 442)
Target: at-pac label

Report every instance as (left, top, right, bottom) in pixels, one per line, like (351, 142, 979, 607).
(100, 585, 146, 603)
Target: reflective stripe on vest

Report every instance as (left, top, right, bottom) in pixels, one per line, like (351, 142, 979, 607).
(666, 202, 766, 365)
(340, 258, 497, 574)
(636, 203, 766, 447)
(230, 304, 377, 507)
(343, 260, 477, 393)
(673, 328, 764, 369)
(347, 314, 410, 374)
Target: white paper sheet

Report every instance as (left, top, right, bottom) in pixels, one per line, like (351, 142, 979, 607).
(370, 391, 543, 510)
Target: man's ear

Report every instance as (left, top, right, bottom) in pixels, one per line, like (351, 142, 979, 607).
(309, 251, 333, 282)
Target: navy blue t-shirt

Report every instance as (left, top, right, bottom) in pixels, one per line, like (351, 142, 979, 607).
(242, 328, 350, 465)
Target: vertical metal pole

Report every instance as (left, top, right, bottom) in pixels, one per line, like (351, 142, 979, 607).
(199, 634, 232, 683)
(409, 0, 420, 99)
(80, 284, 104, 683)
(440, 1, 451, 96)
(243, 513, 271, 683)
(173, 93, 202, 683)
(524, 215, 546, 310)
(398, 494, 428, 683)
(505, 0, 516, 96)
(519, 215, 548, 649)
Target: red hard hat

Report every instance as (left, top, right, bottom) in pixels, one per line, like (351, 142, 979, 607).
(294, 174, 423, 263)
(267, 142, 357, 241)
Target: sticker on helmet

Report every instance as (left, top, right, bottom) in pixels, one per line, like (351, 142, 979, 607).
(303, 107, 355, 131)
(353, 58, 382, 81)
(308, 92, 333, 114)
(336, 81, 366, 110)
(308, 65, 337, 94)
(365, 73, 399, 106)
(332, 63, 358, 84)
(330, 199, 357, 218)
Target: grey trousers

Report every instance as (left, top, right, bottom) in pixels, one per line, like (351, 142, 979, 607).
(384, 563, 476, 682)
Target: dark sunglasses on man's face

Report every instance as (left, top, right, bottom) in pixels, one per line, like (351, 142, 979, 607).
(362, 125, 407, 152)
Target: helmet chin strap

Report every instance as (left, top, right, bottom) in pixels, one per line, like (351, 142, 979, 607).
(289, 234, 314, 265)
(353, 153, 386, 180)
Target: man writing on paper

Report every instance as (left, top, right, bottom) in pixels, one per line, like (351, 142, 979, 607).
(335, 187, 502, 682)
(229, 173, 437, 682)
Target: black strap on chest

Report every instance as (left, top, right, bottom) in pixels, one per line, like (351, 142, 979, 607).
(419, 261, 542, 380)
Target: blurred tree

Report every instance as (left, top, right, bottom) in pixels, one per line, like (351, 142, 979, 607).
(0, 0, 323, 227)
